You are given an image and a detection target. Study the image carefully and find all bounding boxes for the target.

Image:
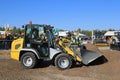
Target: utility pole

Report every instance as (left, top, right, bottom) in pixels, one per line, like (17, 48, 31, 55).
(92, 30, 94, 44)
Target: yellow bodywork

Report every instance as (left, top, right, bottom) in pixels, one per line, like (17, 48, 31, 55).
(11, 37, 81, 62)
(58, 40, 82, 62)
(11, 38, 24, 60)
(110, 36, 114, 43)
(62, 38, 71, 43)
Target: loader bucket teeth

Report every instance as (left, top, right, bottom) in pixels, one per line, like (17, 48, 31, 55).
(81, 50, 103, 65)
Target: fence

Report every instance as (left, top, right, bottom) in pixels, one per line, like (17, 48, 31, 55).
(0, 40, 13, 50)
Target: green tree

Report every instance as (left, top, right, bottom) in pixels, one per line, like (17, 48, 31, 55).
(81, 30, 92, 36)
(12, 26, 22, 34)
(16, 28, 21, 34)
(0, 27, 2, 30)
(0, 27, 5, 31)
(12, 26, 17, 33)
(101, 30, 107, 35)
(108, 29, 115, 31)
(77, 28, 81, 33)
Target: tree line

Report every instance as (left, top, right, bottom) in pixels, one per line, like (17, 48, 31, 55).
(75, 28, 117, 36)
(0, 26, 118, 36)
(0, 26, 24, 34)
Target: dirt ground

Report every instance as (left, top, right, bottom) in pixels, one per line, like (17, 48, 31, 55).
(0, 43, 120, 80)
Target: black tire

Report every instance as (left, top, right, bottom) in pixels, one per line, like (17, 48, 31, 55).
(55, 54, 72, 70)
(83, 45, 86, 50)
(20, 52, 38, 69)
(79, 45, 86, 50)
(112, 39, 116, 44)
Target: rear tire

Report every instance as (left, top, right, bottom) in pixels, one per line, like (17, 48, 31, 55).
(55, 54, 72, 70)
(20, 52, 38, 69)
(112, 39, 116, 44)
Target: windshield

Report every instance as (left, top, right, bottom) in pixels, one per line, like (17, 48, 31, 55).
(25, 25, 44, 39)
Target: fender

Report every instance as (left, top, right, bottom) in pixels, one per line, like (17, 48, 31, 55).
(49, 48, 62, 59)
(20, 48, 40, 59)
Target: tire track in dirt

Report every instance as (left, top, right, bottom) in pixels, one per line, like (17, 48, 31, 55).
(0, 44, 120, 80)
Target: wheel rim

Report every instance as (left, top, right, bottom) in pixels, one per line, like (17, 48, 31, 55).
(58, 57, 69, 69)
(23, 56, 33, 67)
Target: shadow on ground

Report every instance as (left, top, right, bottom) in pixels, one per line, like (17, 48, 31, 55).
(36, 60, 52, 68)
(35, 55, 108, 69)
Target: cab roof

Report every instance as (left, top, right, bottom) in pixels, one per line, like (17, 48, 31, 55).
(23, 24, 54, 27)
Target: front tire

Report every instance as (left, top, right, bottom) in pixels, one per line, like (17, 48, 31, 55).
(55, 54, 72, 70)
(20, 52, 38, 69)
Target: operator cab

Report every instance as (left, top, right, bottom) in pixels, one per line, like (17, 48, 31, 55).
(23, 24, 54, 58)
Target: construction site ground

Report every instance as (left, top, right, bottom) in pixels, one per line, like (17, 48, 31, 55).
(0, 43, 120, 80)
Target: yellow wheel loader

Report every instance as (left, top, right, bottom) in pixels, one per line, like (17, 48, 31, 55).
(11, 24, 103, 70)
(109, 32, 120, 50)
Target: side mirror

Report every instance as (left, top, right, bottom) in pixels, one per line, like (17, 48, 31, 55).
(22, 25, 25, 28)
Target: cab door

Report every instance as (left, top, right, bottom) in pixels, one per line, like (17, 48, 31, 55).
(31, 26, 49, 57)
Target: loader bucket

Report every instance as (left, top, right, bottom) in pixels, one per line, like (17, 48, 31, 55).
(80, 49, 103, 65)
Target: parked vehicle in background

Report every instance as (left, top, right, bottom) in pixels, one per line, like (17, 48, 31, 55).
(104, 31, 120, 50)
(104, 31, 120, 44)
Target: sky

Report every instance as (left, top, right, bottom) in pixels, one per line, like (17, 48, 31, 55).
(0, 0, 120, 30)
